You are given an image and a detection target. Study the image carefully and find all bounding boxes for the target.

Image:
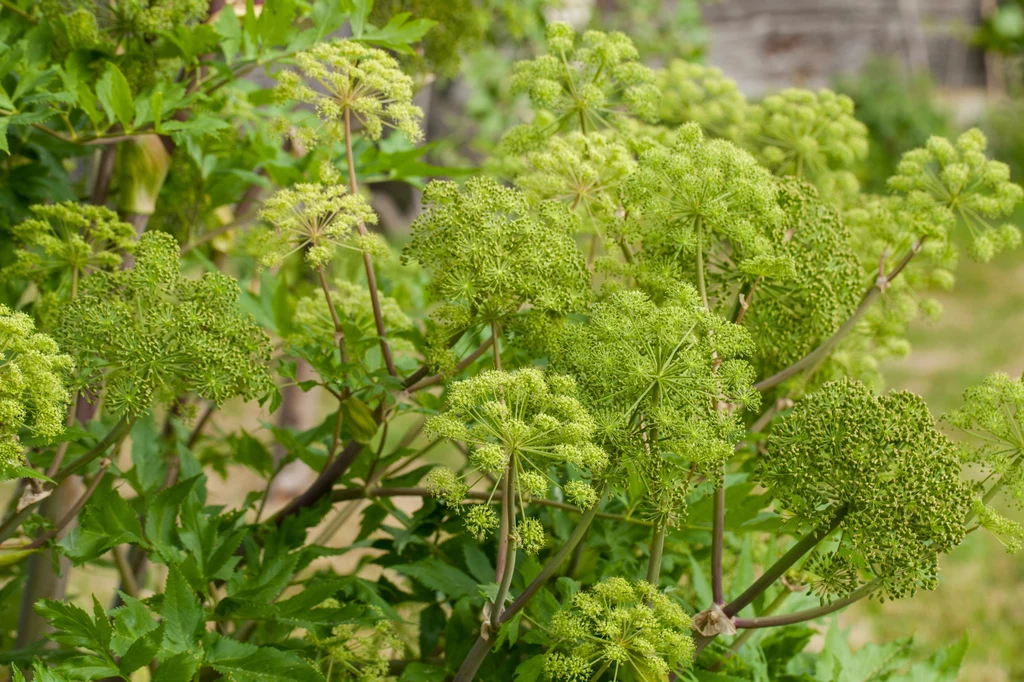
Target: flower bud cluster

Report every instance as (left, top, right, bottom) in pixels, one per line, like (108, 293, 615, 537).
(424, 369, 606, 545)
(55, 232, 273, 416)
(509, 22, 659, 133)
(762, 379, 969, 600)
(544, 578, 694, 681)
(888, 129, 1024, 261)
(0, 305, 73, 479)
(275, 39, 423, 147)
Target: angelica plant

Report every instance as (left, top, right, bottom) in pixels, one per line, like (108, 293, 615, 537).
(4, 6, 1024, 682)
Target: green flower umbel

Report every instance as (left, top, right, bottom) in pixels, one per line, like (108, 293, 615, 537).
(424, 368, 607, 546)
(56, 232, 273, 417)
(275, 39, 423, 146)
(888, 128, 1024, 261)
(403, 177, 590, 331)
(622, 122, 788, 306)
(655, 60, 750, 140)
(544, 578, 695, 681)
(256, 182, 379, 269)
(944, 372, 1024, 552)
(744, 88, 868, 197)
(510, 22, 658, 133)
(761, 379, 969, 601)
(2, 202, 136, 299)
(0, 305, 73, 479)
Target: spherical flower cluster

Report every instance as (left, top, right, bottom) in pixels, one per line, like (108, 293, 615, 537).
(275, 39, 423, 145)
(944, 373, 1024, 549)
(553, 289, 757, 521)
(403, 177, 590, 330)
(655, 60, 750, 140)
(55, 232, 273, 417)
(509, 22, 658, 133)
(510, 132, 635, 237)
(762, 379, 970, 600)
(744, 180, 862, 378)
(622, 122, 787, 303)
(0, 305, 73, 480)
(744, 88, 868, 194)
(424, 368, 607, 544)
(1, 202, 136, 298)
(544, 578, 694, 681)
(888, 128, 1024, 261)
(256, 182, 379, 269)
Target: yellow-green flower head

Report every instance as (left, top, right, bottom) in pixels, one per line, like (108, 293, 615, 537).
(888, 128, 1024, 261)
(762, 379, 969, 600)
(55, 232, 273, 417)
(0, 305, 73, 480)
(510, 132, 635, 236)
(275, 39, 424, 145)
(509, 22, 659, 133)
(744, 180, 862, 379)
(745, 88, 869, 192)
(256, 182, 378, 269)
(2, 202, 136, 298)
(944, 373, 1024, 525)
(423, 368, 607, 538)
(622, 122, 787, 299)
(553, 289, 756, 522)
(656, 60, 750, 140)
(544, 578, 694, 681)
(403, 177, 590, 327)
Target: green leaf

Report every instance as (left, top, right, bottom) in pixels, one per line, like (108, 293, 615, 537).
(129, 413, 166, 494)
(896, 633, 969, 682)
(207, 635, 326, 682)
(393, 558, 479, 600)
(232, 430, 274, 478)
(145, 475, 201, 561)
(346, 0, 373, 37)
(160, 564, 204, 652)
(462, 541, 494, 584)
(215, 7, 242, 63)
(341, 396, 378, 444)
(95, 63, 134, 130)
(358, 13, 435, 55)
(151, 652, 201, 682)
(513, 655, 546, 682)
(0, 118, 8, 155)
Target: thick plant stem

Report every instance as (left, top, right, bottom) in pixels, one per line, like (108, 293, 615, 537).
(343, 107, 396, 376)
(754, 239, 924, 392)
(646, 520, 667, 584)
(724, 510, 845, 618)
(732, 580, 878, 629)
(695, 227, 708, 308)
(712, 483, 725, 604)
(454, 498, 605, 681)
(317, 266, 350, 366)
(452, 636, 493, 682)
(55, 417, 133, 482)
(490, 467, 517, 629)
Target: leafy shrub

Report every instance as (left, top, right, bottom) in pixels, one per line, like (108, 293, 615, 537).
(0, 4, 1019, 681)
